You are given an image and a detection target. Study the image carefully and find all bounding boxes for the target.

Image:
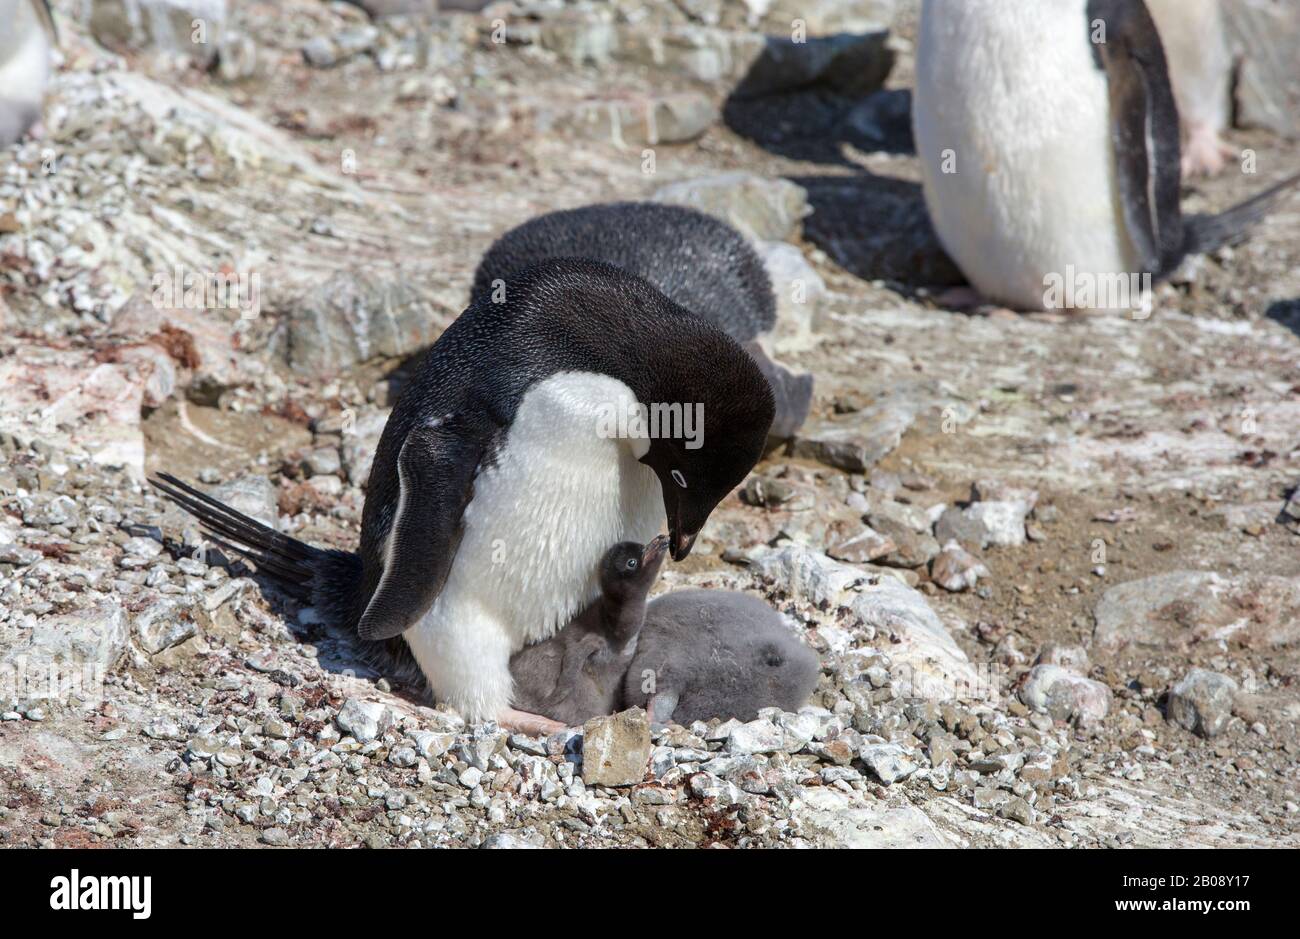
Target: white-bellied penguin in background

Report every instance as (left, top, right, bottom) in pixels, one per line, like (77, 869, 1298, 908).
(913, 0, 1299, 313)
(0, 0, 55, 147)
(1145, 0, 1234, 178)
(153, 259, 775, 734)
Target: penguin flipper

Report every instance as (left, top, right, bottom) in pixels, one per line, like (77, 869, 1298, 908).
(356, 418, 483, 641)
(32, 0, 59, 44)
(1088, 0, 1183, 272)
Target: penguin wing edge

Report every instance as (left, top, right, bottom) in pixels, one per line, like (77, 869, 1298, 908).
(1088, 0, 1183, 272)
(356, 418, 483, 641)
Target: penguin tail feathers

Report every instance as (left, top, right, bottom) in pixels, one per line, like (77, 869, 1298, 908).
(1180, 171, 1300, 263)
(149, 472, 361, 626)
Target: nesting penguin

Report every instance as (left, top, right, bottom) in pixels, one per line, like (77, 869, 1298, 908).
(510, 538, 819, 727)
(0, 0, 55, 148)
(913, 0, 1299, 313)
(153, 259, 774, 734)
(472, 202, 814, 443)
(1145, 0, 1234, 177)
(509, 537, 668, 727)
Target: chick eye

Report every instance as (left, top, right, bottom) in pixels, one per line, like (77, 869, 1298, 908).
(671, 469, 687, 488)
(625, 558, 638, 571)
(765, 654, 783, 668)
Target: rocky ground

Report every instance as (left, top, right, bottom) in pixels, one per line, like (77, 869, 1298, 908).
(0, 0, 1298, 849)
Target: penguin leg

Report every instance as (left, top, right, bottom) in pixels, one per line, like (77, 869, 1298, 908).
(497, 707, 567, 736)
(930, 286, 985, 311)
(1181, 121, 1234, 178)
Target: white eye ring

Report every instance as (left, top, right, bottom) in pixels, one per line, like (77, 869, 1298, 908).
(671, 469, 687, 488)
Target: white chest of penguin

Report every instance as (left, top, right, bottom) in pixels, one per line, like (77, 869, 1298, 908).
(401, 372, 664, 721)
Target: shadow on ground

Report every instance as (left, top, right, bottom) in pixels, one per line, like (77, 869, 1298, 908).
(791, 172, 964, 288)
(1265, 299, 1300, 339)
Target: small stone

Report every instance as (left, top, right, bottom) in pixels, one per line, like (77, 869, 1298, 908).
(388, 746, 417, 768)
(1019, 665, 1111, 727)
(935, 501, 1028, 549)
(998, 797, 1035, 826)
(725, 718, 786, 755)
(828, 525, 896, 564)
(1167, 669, 1239, 739)
(859, 743, 917, 785)
(335, 698, 393, 744)
(653, 172, 810, 242)
(929, 540, 990, 592)
(260, 827, 289, 846)
(581, 708, 652, 787)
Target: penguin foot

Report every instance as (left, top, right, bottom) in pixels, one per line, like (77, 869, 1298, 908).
(497, 707, 567, 736)
(1182, 123, 1234, 178)
(930, 286, 985, 311)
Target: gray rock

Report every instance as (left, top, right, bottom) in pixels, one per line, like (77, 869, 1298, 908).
(303, 447, 342, 477)
(1, 600, 130, 678)
(538, 8, 618, 67)
(750, 546, 979, 699)
(260, 827, 289, 845)
(481, 831, 544, 849)
(725, 718, 786, 755)
(998, 796, 1035, 826)
(90, 0, 228, 69)
(827, 525, 896, 564)
(1035, 643, 1090, 672)
(653, 172, 810, 242)
(792, 397, 917, 474)
(288, 271, 445, 376)
(0, 543, 42, 566)
(935, 501, 1028, 548)
(345, 0, 440, 15)
(302, 37, 342, 69)
(133, 596, 198, 655)
(794, 786, 952, 847)
(1019, 665, 1111, 727)
(581, 708, 651, 787)
(1167, 669, 1239, 738)
(570, 93, 718, 146)
(755, 240, 825, 353)
(208, 476, 280, 532)
(621, 26, 768, 85)
(1223, 0, 1300, 139)
(859, 742, 917, 784)
(1094, 572, 1300, 650)
(930, 540, 989, 592)
(335, 698, 394, 744)
(870, 516, 940, 569)
(732, 31, 895, 99)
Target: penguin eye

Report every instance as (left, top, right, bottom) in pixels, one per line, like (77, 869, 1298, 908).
(671, 469, 687, 488)
(625, 558, 638, 571)
(764, 652, 784, 668)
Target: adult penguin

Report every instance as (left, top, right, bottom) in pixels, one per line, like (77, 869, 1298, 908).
(913, 0, 1298, 313)
(154, 259, 774, 734)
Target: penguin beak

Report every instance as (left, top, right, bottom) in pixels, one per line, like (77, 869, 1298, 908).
(668, 526, 697, 562)
(642, 535, 670, 566)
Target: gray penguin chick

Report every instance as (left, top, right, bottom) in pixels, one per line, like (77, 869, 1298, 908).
(509, 537, 668, 727)
(623, 589, 819, 726)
